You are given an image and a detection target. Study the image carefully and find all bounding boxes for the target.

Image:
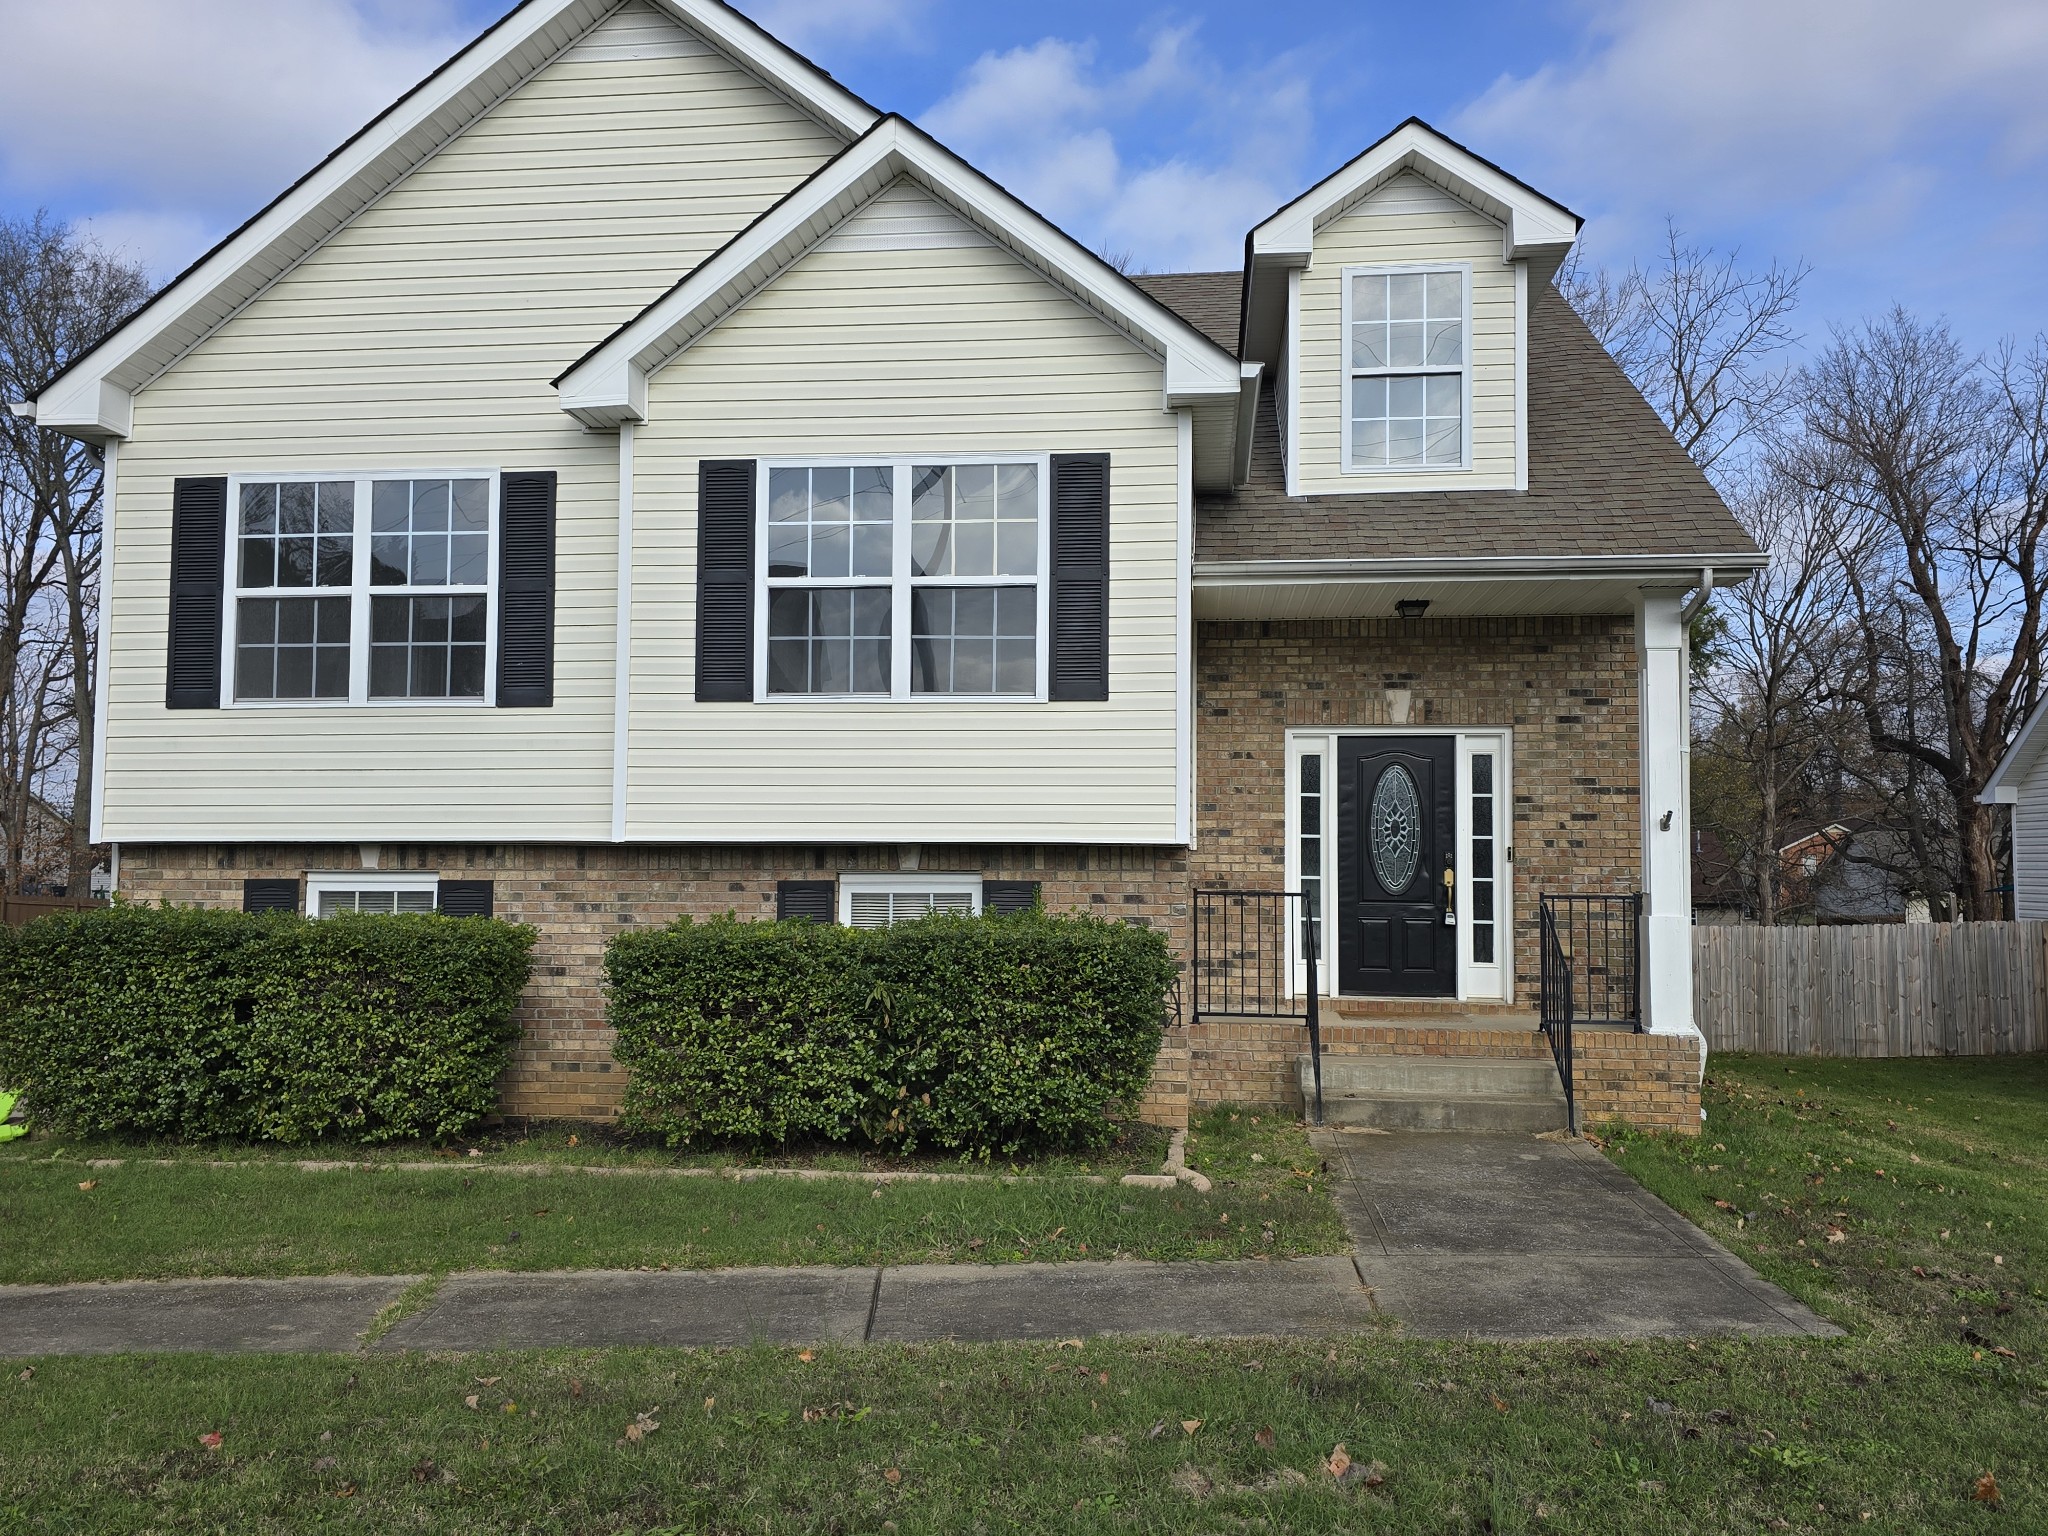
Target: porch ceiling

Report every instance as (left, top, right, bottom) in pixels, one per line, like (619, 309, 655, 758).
(1193, 562, 1753, 621)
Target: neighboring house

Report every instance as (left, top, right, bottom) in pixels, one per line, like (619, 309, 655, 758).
(1984, 695, 2048, 917)
(25, 0, 1761, 1128)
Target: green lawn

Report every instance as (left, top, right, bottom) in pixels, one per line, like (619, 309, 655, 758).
(1, 1056, 2043, 1532)
(0, 1110, 1344, 1282)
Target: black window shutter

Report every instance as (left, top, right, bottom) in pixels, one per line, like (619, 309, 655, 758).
(437, 879, 494, 918)
(696, 459, 756, 702)
(167, 476, 228, 709)
(984, 880, 1041, 915)
(1048, 453, 1110, 701)
(242, 878, 299, 913)
(497, 471, 557, 707)
(776, 879, 835, 923)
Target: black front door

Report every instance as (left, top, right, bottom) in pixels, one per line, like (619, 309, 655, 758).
(1337, 736, 1456, 996)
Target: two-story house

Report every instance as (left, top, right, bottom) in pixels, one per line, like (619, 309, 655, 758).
(29, 0, 1759, 1130)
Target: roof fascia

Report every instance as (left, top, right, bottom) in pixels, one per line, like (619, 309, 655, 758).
(33, 0, 879, 444)
(556, 115, 1244, 428)
(1194, 553, 1766, 585)
(1982, 692, 2048, 802)
(1238, 117, 1581, 369)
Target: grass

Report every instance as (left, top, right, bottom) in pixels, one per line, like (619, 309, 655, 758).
(0, 1109, 1344, 1283)
(0, 1057, 2043, 1531)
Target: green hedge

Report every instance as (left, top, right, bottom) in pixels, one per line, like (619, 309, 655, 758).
(608, 910, 1177, 1154)
(0, 904, 535, 1143)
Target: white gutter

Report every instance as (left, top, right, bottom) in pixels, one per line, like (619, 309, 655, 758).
(1195, 553, 1765, 585)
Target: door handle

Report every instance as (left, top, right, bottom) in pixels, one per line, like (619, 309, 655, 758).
(1442, 859, 1456, 926)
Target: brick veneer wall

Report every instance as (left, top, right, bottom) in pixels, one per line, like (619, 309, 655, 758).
(117, 842, 1187, 1121)
(1191, 615, 1643, 1005)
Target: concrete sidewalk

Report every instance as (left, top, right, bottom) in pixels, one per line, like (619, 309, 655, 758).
(0, 1132, 1835, 1356)
(1322, 1130, 1838, 1340)
(0, 1257, 1378, 1356)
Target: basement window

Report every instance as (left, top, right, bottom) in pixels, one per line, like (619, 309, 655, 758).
(306, 872, 440, 916)
(838, 873, 983, 927)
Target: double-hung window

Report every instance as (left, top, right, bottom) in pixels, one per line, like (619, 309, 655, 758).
(760, 458, 1046, 700)
(1345, 266, 1468, 470)
(227, 474, 496, 704)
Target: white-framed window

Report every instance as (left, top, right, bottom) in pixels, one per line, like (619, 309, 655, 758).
(1343, 264, 1470, 472)
(306, 871, 441, 916)
(838, 873, 984, 927)
(224, 473, 497, 706)
(758, 458, 1048, 701)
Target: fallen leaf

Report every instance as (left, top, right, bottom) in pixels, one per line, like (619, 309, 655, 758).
(313, 1456, 338, 1472)
(1147, 1421, 1169, 1440)
(704, 1397, 716, 1412)
(1974, 1473, 2002, 1506)
(567, 1134, 579, 1147)
(623, 1423, 645, 1443)
(1825, 1227, 1847, 1244)
(198, 1432, 223, 1451)
(1490, 1395, 1510, 1412)
(501, 1401, 518, 1415)
(464, 1395, 480, 1411)
(77, 1180, 97, 1192)
(797, 1350, 815, 1363)
(1059, 1338, 1084, 1350)
(474, 1376, 501, 1387)
(1326, 1444, 1352, 1478)
(569, 1379, 584, 1399)
(1254, 1425, 1276, 1449)
(17, 1368, 32, 1382)
(1181, 1419, 1203, 1436)
(1096, 1371, 1109, 1386)
(334, 1483, 357, 1498)
(411, 1458, 435, 1483)
(883, 1467, 902, 1485)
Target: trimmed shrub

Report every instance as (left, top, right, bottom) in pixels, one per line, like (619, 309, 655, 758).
(609, 909, 1177, 1153)
(0, 904, 535, 1143)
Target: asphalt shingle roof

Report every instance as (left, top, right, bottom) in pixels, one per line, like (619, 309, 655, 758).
(1129, 270, 1760, 564)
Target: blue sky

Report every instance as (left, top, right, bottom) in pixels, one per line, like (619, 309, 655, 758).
(2, 0, 2044, 357)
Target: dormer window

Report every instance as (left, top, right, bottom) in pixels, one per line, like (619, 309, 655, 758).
(1345, 266, 1468, 470)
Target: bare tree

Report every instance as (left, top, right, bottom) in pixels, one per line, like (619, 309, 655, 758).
(1558, 220, 1809, 479)
(1802, 311, 2048, 920)
(1691, 466, 1866, 923)
(0, 213, 151, 894)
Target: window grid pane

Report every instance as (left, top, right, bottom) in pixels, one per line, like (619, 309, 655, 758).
(317, 887, 437, 917)
(370, 594, 488, 700)
(235, 596, 350, 701)
(767, 465, 892, 580)
(1348, 269, 1465, 470)
(911, 463, 1037, 579)
(239, 481, 354, 590)
(910, 585, 1037, 695)
(371, 478, 490, 589)
(1299, 752, 1324, 968)
(766, 588, 890, 696)
(1470, 752, 1496, 966)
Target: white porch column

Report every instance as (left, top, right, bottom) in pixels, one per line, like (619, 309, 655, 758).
(1635, 587, 1697, 1037)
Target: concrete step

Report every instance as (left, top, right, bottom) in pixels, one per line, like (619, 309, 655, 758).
(1299, 1053, 1567, 1133)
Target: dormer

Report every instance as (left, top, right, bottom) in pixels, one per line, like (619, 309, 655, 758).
(1241, 119, 1581, 498)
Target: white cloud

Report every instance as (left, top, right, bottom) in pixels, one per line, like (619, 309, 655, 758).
(1457, 0, 2048, 236)
(921, 28, 1313, 272)
(0, 0, 466, 271)
(739, 0, 932, 52)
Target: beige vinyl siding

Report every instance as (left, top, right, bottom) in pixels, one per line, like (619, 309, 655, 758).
(629, 182, 1183, 844)
(102, 0, 843, 844)
(2015, 764, 2048, 918)
(1295, 174, 1519, 495)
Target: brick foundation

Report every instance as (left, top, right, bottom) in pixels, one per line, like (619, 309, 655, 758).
(114, 616, 1699, 1135)
(117, 841, 1187, 1121)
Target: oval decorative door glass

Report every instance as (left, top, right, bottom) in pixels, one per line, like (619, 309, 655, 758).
(1369, 763, 1422, 894)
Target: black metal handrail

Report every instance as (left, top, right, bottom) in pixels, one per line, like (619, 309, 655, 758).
(1540, 893, 1643, 1028)
(1538, 898, 1577, 1134)
(1190, 888, 1324, 1124)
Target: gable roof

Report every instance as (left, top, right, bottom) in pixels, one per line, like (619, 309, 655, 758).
(1240, 117, 1582, 372)
(555, 115, 1258, 488)
(1153, 270, 1760, 567)
(1984, 693, 2048, 803)
(29, 0, 878, 443)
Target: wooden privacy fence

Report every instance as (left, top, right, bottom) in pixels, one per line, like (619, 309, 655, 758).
(1695, 921, 2048, 1057)
(0, 895, 104, 927)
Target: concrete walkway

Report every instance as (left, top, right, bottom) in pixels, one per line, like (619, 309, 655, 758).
(0, 1134, 1834, 1356)
(1322, 1130, 1838, 1339)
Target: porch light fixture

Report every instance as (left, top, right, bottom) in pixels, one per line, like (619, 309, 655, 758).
(1394, 598, 1431, 619)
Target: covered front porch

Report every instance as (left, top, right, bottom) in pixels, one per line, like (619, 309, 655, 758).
(1158, 565, 1726, 1134)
